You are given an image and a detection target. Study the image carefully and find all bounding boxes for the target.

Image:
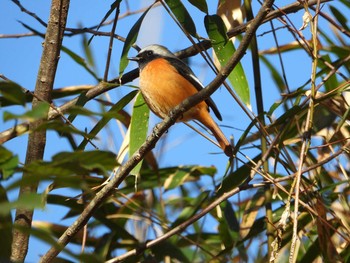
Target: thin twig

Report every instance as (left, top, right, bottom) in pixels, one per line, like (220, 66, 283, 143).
(103, 4, 120, 81)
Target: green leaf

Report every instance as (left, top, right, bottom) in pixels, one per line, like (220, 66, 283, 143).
(3, 101, 50, 122)
(0, 192, 44, 216)
(165, 0, 198, 37)
(67, 90, 89, 123)
(164, 165, 216, 190)
(152, 241, 190, 263)
(82, 33, 96, 68)
(240, 189, 265, 239)
(0, 185, 12, 260)
(129, 92, 149, 175)
(205, 14, 250, 107)
(224, 201, 239, 232)
(329, 5, 349, 31)
(119, 4, 153, 75)
(216, 155, 261, 197)
(0, 81, 26, 106)
(23, 151, 118, 179)
(61, 46, 100, 81)
(260, 56, 286, 93)
(78, 90, 138, 150)
(0, 145, 18, 180)
(51, 151, 117, 174)
(171, 191, 209, 227)
(122, 165, 217, 194)
(187, 0, 208, 14)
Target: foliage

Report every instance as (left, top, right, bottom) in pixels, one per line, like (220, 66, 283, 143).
(1, 0, 350, 262)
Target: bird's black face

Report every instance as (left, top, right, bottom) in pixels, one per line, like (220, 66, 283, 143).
(128, 49, 160, 69)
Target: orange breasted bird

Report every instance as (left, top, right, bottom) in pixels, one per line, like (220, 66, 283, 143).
(128, 44, 232, 157)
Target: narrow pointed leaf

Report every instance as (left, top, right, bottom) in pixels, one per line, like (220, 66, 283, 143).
(119, 4, 153, 75)
(205, 14, 250, 107)
(129, 92, 149, 175)
(0, 81, 26, 106)
(3, 101, 50, 122)
(165, 0, 198, 37)
(78, 90, 138, 150)
(188, 0, 208, 14)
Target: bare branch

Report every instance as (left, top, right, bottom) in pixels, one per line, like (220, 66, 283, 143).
(10, 0, 70, 261)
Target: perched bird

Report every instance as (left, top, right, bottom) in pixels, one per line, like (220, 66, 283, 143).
(128, 44, 232, 156)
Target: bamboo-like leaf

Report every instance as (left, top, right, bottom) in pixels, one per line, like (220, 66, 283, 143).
(0, 192, 44, 216)
(216, 155, 261, 197)
(164, 165, 216, 190)
(129, 92, 149, 175)
(205, 15, 250, 107)
(188, 0, 208, 14)
(78, 90, 138, 150)
(61, 46, 100, 81)
(3, 101, 50, 122)
(122, 165, 216, 194)
(171, 191, 210, 227)
(260, 56, 286, 93)
(0, 81, 26, 106)
(329, 5, 349, 31)
(152, 241, 190, 263)
(224, 201, 240, 232)
(0, 146, 19, 180)
(119, 4, 153, 75)
(165, 0, 198, 37)
(240, 189, 265, 239)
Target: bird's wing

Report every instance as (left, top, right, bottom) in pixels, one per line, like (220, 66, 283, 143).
(168, 57, 223, 121)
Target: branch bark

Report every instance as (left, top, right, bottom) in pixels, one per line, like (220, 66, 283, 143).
(10, 0, 70, 262)
(39, 0, 275, 261)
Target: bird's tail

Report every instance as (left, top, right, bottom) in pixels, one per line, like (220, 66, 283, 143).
(198, 112, 232, 157)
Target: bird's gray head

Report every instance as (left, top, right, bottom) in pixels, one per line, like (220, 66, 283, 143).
(128, 44, 177, 69)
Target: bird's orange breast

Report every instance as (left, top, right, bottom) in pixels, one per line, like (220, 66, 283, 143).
(139, 58, 207, 122)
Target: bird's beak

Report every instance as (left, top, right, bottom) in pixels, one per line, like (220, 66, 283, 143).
(128, 56, 140, 62)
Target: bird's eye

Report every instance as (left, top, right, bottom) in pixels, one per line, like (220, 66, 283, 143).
(146, 50, 153, 56)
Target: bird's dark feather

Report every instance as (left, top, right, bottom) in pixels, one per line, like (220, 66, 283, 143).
(167, 57, 223, 121)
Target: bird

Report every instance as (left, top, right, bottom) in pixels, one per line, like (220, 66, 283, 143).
(128, 44, 232, 157)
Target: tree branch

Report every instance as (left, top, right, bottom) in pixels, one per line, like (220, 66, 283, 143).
(10, 0, 70, 262)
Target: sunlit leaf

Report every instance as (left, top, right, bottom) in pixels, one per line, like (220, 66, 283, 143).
(240, 189, 265, 239)
(0, 192, 44, 216)
(129, 92, 149, 175)
(205, 14, 250, 107)
(3, 101, 50, 122)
